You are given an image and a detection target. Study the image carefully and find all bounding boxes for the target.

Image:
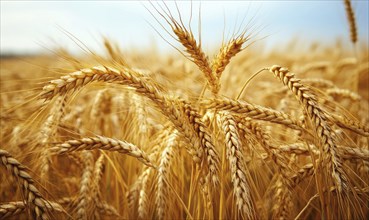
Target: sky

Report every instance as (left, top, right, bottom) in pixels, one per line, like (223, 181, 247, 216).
(1, 1, 368, 55)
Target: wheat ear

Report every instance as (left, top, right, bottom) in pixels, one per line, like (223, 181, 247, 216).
(40, 96, 66, 181)
(272, 175, 293, 219)
(52, 136, 154, 167)
(344, 0, 358, 44)
(329, 114, 369, 137)
(326, 88, 361, 102)
(290, 163, 315, 188)
(0, 201, 63, 219)
(180, 100, 220, 185)
(0, 149, 50, 220)
(164, 13, 218, 94)
(41, 66, 203, 164)
(267, 65, 348, 193)
(156, 131, 178, 219)
(96, 201, 120, 217)
(211, 35, 249, 92)
(204, 97, 302, 130)
(91, 154, 105, 218)
(218, 113, 255, 219)
(236, 117, 293, 182)
(76, 151, 94, 220)
(278, 143, 369, 161)
(138, 167, 152, 219)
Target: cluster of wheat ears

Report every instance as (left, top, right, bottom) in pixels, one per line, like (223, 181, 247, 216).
(0, 1, 368, 220)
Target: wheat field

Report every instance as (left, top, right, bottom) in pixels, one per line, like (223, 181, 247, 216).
(0, 1, 368, 220)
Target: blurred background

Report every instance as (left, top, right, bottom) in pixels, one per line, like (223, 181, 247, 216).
(1, 1, 368, 55)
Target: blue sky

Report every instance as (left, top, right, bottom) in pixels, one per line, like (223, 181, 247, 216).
(1, 1, 368, 54)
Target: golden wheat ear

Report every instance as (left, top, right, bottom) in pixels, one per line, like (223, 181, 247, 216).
(344, 0, 357, 44)
(148, 2, 218, 94)
(267, 65, 349, 194)
(0, 149, 55, 220)
(217, 113, 255, 219)
(203, 96, 303, 130)
(52, 136, 155, 167)
(211, 34, 250, 92)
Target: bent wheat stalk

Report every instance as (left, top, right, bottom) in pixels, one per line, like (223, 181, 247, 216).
(267, 65, 348, 193)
